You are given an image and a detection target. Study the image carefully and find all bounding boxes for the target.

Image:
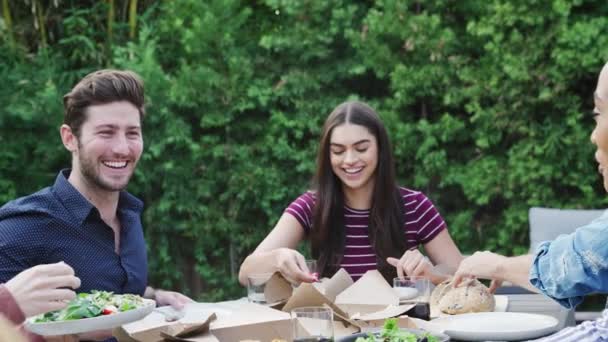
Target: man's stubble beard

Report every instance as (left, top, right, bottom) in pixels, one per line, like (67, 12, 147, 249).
(77, 144, 134, 192)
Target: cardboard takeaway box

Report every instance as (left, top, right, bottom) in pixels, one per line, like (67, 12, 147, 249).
(121, 300, 292, 342)
(281, 268, 416, 332)
(120, 269, 417, 341)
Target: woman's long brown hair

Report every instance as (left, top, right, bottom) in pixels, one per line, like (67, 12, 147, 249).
(310, 101, 407, 282)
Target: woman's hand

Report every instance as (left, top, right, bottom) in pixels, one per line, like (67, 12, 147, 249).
(274, 248, 317, 284)
(5, 262, 81, 318)
(387, 249, 434, 279)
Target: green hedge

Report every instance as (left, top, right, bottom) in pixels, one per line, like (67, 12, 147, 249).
(2, 0, 608, 301)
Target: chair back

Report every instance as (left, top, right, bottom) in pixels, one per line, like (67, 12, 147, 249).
(529, 207, 604, 252)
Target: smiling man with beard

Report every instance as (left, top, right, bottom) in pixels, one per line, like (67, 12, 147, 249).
(0, 70, 192, 341)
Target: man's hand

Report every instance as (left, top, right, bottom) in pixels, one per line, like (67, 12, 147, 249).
(153, 289, 195, 310)
(5, 262, 81, 318)
(453, 251, 506, 290)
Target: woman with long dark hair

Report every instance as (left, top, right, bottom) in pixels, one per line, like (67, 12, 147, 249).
(239, 101, 462, 285)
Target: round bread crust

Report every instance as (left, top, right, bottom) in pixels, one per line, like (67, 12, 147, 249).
(431, 278, 495, 315)
(430, 279, 452, 309)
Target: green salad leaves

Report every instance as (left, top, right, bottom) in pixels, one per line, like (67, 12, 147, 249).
(354, 318, 439, 342)
(34, 291, 145, 322)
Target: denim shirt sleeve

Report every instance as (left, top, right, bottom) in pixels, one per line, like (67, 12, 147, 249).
(529, 210, 608, 309)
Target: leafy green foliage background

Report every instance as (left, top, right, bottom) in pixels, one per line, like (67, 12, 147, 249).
(2, 0, 608, 301)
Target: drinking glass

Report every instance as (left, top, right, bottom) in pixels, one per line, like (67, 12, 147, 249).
(291, 306, 334, 342)
(305, 259, 318, 274)
(293, 259, 318, 288)
(247, 273, 274, 304)
(393, 276, 431, 320)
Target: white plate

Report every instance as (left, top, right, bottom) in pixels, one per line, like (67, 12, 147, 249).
(25, 298, 156, 336)
(432, 312, 559, 341)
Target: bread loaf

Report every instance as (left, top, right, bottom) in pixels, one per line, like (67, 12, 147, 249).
(431, 278, 495, 315)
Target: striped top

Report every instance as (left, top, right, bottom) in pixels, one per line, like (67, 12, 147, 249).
(285, 187, 446, 280)
(529, 309, 608, 341)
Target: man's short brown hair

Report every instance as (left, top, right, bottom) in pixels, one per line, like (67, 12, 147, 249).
(63, 69, 145, 137)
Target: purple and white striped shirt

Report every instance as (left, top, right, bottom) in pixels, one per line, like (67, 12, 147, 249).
(285, 187, 447, 280)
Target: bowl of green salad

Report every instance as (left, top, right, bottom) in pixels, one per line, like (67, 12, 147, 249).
(25, 290, 155, 336)
(338, 318, 450, 342)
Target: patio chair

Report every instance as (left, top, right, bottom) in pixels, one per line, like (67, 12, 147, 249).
(525, 207, 605, 327)
(528, 207, 604, 252)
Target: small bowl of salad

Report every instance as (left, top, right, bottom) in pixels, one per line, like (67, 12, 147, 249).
(337, 318, 450, 342)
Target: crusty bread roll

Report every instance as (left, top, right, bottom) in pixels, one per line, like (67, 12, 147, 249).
(431, 278, 495, 315)
(430, 278, 452, 309)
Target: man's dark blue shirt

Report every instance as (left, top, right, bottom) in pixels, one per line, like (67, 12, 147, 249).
(0, 169, 148, 295)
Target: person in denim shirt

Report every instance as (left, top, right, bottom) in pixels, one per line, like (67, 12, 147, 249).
(452, 62, 608, 341)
